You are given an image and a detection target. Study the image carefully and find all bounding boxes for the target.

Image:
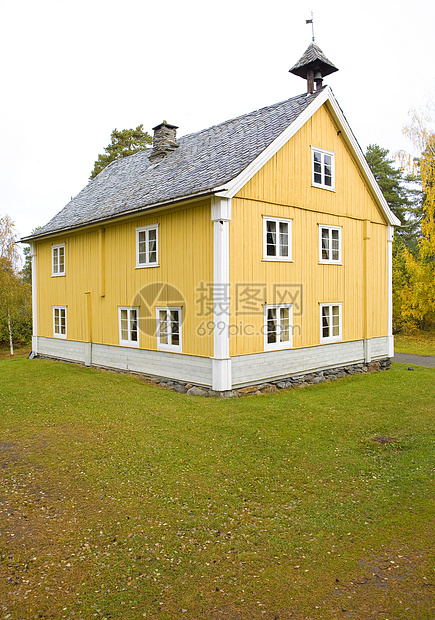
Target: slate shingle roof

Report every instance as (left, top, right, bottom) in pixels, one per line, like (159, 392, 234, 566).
(29, 88, 325, 240)
(289, 43, 338, 79)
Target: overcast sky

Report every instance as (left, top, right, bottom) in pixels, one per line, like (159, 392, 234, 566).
(1, 0, 434, 248)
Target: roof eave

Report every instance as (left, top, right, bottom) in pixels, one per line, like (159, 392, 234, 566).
(20, 189, 220, 243)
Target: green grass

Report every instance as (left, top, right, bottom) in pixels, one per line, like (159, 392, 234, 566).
(394, 330, 435, 356)
(1, 358, 434, 619)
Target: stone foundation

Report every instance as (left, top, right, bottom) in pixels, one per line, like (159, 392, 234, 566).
(149, 358, 392, 397)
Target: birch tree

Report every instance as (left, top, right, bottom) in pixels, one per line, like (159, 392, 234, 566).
(395, 108, 435, 330)
(0, 215, 30, 354)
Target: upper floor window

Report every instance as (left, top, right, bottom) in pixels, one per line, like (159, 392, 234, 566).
(264, 304, 293, 350)
(119, 307, 139, 347)
(319, 225, 342, 264)
(53, 306, 67, 339)
(52, 244, 65, 276)
(263, 217, 292, 261)
(312, 147, 335, 190)
(320, 303, 342, 343)
(156, 307, 182, 352)
(136, 224, 159, 268)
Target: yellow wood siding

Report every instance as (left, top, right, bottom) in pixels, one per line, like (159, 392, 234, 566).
(236, 104, 386, 225)
(230, 103, 389, 357)
(36, 201, 213, 357)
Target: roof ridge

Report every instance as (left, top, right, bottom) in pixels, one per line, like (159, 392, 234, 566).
(178, 89, 323, 142)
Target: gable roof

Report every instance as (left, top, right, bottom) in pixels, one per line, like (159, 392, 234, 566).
(23, 86, 399, 242)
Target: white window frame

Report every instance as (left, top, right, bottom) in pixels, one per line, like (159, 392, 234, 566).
(311, 146, 335, 191)
(262, 216, 293, 261)
(319, 225, 342, 264)
(264, 304, 293, 351)
(156, 306, 182, 352)
(52, 243, 65, 276)
(118, 307, 140, 348)
(135, 224, 159, 268)
(320, 303, 342, 343)
(53, 306, 67, 339)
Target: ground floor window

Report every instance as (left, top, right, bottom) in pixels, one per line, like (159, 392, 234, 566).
(53, 306, 67, 339)
(119, 307, 139, 347)
(320, 303, 342, 343)
(264, 304, 293, 350)
(156, 307, 182, 352)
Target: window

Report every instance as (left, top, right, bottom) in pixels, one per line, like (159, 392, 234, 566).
(320, 303, 342, 343)
(52, 244, 65, 276)
(312, 147, 335, 190)
(119, 307, 139, 347)
(319, 226, 342, 263)
(53, 306, 67, 339)
(136, 225, 159, 268)
(156, 307, 182, 352)
(264, 304, 293, 350)
(263, 217, 292, 261)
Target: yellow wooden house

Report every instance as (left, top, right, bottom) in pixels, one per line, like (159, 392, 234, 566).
(22, 43, 400, 392)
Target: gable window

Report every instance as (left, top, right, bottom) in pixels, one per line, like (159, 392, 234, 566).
(263, 217, 292, 261)
(157, 307, 182, 352)
(320, 303, 342, 343)
(53, 306, 67, 339)
(136, 224, 159, 268)
(312, 147, 335, 190)
(52, 244, 65, 276)
(119, 307, 139, 347)
(264, 304, 293, 350)
(319, 225, 342, 263)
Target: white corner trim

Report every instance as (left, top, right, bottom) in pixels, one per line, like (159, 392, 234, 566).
(211, 195, 232, 221)
(387, 225, 394, 357)
(212, 358, 232, 391)
(212, 197, 232, 391)
(30, 243, 38, 354)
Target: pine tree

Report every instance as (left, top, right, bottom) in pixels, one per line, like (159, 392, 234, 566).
(90, 125, 152, 179)
(365, 144, 422, 253)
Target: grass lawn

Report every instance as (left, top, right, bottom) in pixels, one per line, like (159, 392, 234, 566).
(0, 359, 434, 620)
(394, 330, 435, 356)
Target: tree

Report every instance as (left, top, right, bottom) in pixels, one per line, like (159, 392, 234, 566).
(21, 226, 41, 285)
(0, 215, 31, 354)
(90, 125, 152, 179)
(394, 108, 435, 330)
(365, 144, 422, 253)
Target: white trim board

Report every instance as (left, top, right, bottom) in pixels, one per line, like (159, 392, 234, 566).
(213, 87, 400, 228)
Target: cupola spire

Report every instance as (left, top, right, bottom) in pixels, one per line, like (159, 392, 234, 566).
(289, 41, 338, 94)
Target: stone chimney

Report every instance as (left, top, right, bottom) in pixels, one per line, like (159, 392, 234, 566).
(150, 121, 179, 162)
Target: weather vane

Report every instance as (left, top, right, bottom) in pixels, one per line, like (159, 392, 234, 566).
(306, 12, 315, 42)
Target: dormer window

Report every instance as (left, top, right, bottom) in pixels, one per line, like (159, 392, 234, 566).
(312, 147, 335, 190)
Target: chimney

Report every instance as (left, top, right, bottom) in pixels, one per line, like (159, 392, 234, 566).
(150, 121, 179, 162)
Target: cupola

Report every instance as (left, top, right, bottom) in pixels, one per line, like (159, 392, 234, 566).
(289, 42, 338, 94)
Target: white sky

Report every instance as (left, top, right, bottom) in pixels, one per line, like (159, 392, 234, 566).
(1, 0, 434, 245)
